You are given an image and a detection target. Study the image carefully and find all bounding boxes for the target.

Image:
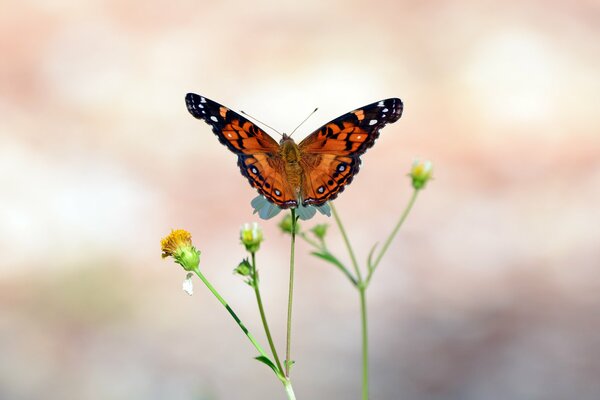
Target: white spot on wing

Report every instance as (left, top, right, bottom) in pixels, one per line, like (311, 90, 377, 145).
(369, 119, 378, 125)
(378, 101, 384, 107)
(382, 108, 388, 112)
(200, 97, 207, 104)
(210, 116, 218, 122)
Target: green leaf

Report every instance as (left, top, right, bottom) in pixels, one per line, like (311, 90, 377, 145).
(367, 242, 379, 271)
(254, 355, 284, 380)
(285, 359, 296, 371)
(311, 251, 357, 286)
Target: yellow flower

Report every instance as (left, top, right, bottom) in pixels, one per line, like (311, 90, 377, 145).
(410, 159, 433, 190)
(161, 229, 201, 271)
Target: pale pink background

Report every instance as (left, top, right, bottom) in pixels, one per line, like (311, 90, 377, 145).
(1, 0, 599, 399)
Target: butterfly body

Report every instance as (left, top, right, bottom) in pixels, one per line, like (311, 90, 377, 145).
(185, 93, 403, 208)
(277, 135, 304, 191)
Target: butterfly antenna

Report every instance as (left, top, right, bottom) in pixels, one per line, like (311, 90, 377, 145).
(289, 107, 319, 138)
(240, 110, 283, 137)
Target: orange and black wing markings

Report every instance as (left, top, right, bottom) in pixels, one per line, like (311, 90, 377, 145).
(185, 93, 279, 155)
(299, 98, 403, 156)
(237, 153, 298, 208)
(298, 98, 403, 206)
(185, 93, 298, 207)
(186, 93, 403, 209)
(300, 154, 359, 206)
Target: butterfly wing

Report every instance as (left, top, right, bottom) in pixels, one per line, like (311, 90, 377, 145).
(299, 98, 403, 206)
(185, 93, 298, 208)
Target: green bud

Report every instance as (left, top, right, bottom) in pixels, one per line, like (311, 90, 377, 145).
(234, 259, 252, 277)
(240, 222, 263, 253)
(278, 214, 299, 234)
(410, 159, 433, 190)
(311, 224, 328, 240)
(176, 246, 201, 271)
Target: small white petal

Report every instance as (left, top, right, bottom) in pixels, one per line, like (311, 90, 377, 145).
(182, 273, 194, 296)
(423, 160, 433, 172)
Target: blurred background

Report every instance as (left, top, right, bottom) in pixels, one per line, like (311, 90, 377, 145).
(1, 0, 599, 399)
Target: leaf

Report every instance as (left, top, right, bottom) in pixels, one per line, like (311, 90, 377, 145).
(311, 251, 357, 286)
(254, 355, 284, 380)
(367, 242, 379, 271)
(285, 359, 296, 371)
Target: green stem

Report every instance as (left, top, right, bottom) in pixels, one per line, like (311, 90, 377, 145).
(192, 267, 271, 361)
(331, 203, 363, 284)
(359, 287, 369, 400)
(285, 208, 297, 377)
(284, 379, 297, 400)
(299, 232, 321, 249)
(366, 189, 419, 286)
(251, 252, 285, 377)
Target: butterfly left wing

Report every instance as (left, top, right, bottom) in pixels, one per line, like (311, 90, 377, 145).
(299, 98, 403, 206)
(185, 93, 298, 207)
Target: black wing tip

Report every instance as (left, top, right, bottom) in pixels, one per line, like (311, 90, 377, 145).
(381, 97, 403, 122)
(185, 92, 202, 105)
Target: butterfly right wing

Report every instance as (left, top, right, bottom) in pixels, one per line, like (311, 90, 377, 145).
(185, 93, 298, 207)
(298, 98, 403, 206)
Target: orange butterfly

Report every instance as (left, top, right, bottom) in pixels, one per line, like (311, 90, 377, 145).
(185, 93, 403, 209)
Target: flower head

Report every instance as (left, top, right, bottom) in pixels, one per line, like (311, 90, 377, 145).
(161, 229, 201, 271)
(278, 214, 300, 234)
(240, 222, 263, 253)
(410, 159, 433, 190)
(311, 223, 328, 240)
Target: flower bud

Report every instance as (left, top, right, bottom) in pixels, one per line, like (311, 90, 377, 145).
(278, 214, 299, 234)
(311, 224, 328, 240)
(234, 259, 252, 277)
(240, 222, 263, 253)
(410, 159, 433, 190)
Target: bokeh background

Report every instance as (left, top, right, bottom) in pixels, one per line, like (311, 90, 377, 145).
(1, 0, 599, 399)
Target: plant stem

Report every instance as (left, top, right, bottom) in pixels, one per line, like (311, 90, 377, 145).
(359, 287, 369, 400)
(285, 208, 297, 377)
(299, 232, 320, 249)
(331, 203, 363, 284)
(284, 379, 297, 400)
(192, 267, 271, 361)
(251, 252, 285, 376)
(366, 189, 419, 285)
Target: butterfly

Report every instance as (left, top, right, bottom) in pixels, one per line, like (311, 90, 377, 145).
(185, 93, 403, 209)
